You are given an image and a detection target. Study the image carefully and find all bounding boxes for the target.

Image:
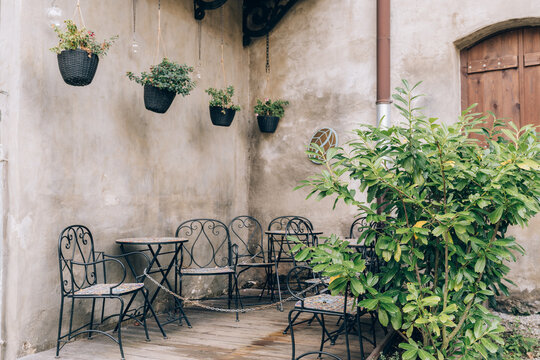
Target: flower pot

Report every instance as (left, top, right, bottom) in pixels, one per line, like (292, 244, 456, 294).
(144, 84, 176, 113)
(257, 115, 280, 133)
(57, 49, 99, 86)
(209, 106, 236, 127)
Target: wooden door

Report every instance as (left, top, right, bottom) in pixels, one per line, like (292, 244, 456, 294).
(461, 27, 540, 128)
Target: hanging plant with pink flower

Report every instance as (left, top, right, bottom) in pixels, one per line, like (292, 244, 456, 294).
(253, 98, 289, 133)
(50, 20, 118, 86)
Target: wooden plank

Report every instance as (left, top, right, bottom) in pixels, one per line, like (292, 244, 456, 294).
(20, 296, 386, 360)
(467, 55, 518, 73)
(524, 52, 540, 67)
(523, 27, 540, 127)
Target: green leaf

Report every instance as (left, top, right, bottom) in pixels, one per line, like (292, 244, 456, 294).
(418, 349, 436, 360)
(488, 206, 504, 224)
(475, 256, 486, 273)
(378, 309, 389, 326)
(358, 298, 378, 310)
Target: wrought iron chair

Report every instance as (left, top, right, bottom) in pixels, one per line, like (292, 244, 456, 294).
(175, 219, 241, 321)
(285, 217, 319, 265)
(56, 225, 166, 360)
(268, 215, 313, 232)
(286, 265, 369, 360)
(296, 351, 343, 360)
(349, 216, 379, 272)
(228, 216, 281, 304)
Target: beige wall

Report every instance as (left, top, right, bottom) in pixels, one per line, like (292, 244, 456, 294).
(0, 0, 249, 357)
(248, 0, 540, 296)
(0, 0, 539, 357)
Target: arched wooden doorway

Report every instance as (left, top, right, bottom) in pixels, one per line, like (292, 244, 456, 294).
(460, 27, 540, 127)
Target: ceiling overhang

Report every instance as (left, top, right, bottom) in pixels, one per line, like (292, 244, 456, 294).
(193, 0, 300, 46)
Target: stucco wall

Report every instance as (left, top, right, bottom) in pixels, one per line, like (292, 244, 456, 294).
(0, 0, 539, 357)
(0, 0, 249, 357)
(248, 0, 539, 295)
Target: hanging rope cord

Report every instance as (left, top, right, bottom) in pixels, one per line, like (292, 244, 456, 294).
(143, 268, 321, 313)
(73, 0, 86, 28)
(153, 0, 168, 64)
(220, 7, 227, 87)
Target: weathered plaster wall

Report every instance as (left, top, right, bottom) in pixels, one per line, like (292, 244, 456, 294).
(0, 0, 249, 357)
(248, 0, 539, 296)
(247, 0, 375, 236)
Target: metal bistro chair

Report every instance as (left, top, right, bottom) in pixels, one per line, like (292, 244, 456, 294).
(56, 225, 166, 360)
(175, 219, 241, 321)
(286, 265, 368, 360)
(349, 217, 380, 273)
(228, 216, 281, 305)
(268, 215, 313, 232)
(296, 351, 343, 360)
(285, 217, 318, 265)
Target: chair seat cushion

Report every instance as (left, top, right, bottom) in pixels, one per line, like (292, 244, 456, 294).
(74, 283, 144, 296)
(295, 294, 357, 314)
(181, 266, 235, 275)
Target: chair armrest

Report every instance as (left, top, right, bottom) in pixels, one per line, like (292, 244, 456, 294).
(103, 251, 151, 282)
(71, 258, 126, 295)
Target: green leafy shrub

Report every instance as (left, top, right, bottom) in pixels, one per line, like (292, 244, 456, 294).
(254, 98, 289, 117)
(205, 86, 241, 112)
(50, 20, 117, 56)
(295, 80, 540, 360)
(126, 58, 196, 95)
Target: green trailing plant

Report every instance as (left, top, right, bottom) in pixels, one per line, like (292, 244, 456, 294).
(126, 58, 196, 95)
(254, 98, 289, 118)
(293, 80, 540, 360)
(50, 20, 117, 56)
(205, 86, 241, 113)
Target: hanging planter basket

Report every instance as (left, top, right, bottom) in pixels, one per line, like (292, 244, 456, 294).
(57, 49, 99, 86)
(257, 115, 280, 133)
(144, 84, 176, 114)
(209, 106, 236, 127)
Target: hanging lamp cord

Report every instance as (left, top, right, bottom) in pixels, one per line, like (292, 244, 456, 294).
(73, 0, 86, 28)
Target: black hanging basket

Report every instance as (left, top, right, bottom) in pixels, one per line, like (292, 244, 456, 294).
(144, 84, 176, 114)
(57, 49, 99, 86)
(209, 106, 236, 127)
(257, 115, 280, 133)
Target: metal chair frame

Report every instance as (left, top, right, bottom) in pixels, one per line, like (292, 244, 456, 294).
(228, 216, 282, 306)
(295, 351, 343, 360)
(56, 225, 166, 360)
(175, 219, 241, 321)
(286, 265, 371, 360)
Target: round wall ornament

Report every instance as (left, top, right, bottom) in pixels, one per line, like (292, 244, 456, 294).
(308, 127, 338, 164)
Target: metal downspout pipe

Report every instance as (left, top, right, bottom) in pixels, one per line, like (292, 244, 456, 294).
(377, 0, 391, 128)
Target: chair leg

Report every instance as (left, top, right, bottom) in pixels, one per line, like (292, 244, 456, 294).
(283, 311, 301, 334)
(68, 298, 75, 340)
(55, 296, 65, 358)
(234, 274, 241, 322)
(274, 261, 283, 311)
(319, 314, 326, 355)
(88, 298, 96, 339)
(357, 313, 366, 360)
(100, 298, 106, 324)
(141, 291, 150, 342)
(228, 273, 232, 310)
(116, 298, 126, 360)
(345, 315, 351, 360)
(288, 310, 297, 360)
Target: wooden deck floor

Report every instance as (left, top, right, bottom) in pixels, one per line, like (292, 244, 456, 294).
(22, 298, 385, 360)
